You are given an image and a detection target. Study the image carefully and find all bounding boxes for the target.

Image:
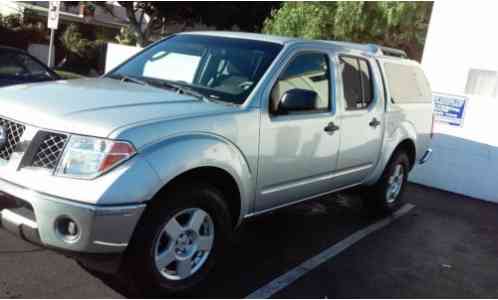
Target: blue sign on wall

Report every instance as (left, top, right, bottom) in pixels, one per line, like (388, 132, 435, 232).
(433, 92, 467, 127)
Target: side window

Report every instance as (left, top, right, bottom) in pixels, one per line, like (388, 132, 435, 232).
(340, 56, 374, 110)
(383, 62, 431, 102)
(16, 54, 47, 75)
(0, 53, 25, 76)
(271, 53, 330, 113)
(359, 59, 373, 106)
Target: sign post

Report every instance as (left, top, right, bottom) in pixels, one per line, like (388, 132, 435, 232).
(47, 1, 60, 68)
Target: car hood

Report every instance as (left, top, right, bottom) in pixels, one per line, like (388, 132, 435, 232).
(0, 78, 236, 138)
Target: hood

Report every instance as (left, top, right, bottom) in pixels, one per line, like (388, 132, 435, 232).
(0, 78, 236, 137)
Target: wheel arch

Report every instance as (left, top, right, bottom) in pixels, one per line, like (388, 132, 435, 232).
(153, 166, 242, 227)
(141, 132, 254, 227)
(364, 121, 418, 185)
(388, 139, 416, 170)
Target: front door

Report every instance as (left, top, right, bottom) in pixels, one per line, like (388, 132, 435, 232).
(256, 51, 341, 212)
(336, 55, 384, 184)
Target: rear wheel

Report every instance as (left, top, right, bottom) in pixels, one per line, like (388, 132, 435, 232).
(124, 182, 231, 296)
(366, 151, 410, 215)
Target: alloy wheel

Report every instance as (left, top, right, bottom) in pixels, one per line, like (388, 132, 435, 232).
(153, 208, 215, 281)
(386, 164, 405, 204)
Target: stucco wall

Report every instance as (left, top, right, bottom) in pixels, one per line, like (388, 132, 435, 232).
(410, 1, 498, 203)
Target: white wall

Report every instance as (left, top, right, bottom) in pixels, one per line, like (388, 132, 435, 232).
(410, 1, 498, 202)
(105, 43, 142, 73)
(421, 1, 498, 95)
(410, 96, 498, 203)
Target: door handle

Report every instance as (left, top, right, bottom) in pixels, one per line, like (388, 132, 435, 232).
(369, 118, 381, 128)
(324, 122, 340, 133)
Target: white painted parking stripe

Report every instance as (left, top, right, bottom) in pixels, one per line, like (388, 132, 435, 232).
(245, 203, 415, 299)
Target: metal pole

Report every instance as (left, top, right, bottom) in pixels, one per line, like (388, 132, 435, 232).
(48, 29, 55, 68)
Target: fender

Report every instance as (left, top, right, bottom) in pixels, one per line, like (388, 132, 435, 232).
(363, 119, 417, 185)
(140, 131, 254, 224)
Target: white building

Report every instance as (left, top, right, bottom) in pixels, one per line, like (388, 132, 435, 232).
(410, 1, 498, 203)
(0, 1, 132, 30)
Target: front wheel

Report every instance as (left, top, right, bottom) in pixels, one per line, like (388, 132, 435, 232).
(366, 152, 410, 215)
(123, 183, 231, 296)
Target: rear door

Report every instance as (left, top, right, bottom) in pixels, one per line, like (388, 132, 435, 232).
(335, 54, 384, 184)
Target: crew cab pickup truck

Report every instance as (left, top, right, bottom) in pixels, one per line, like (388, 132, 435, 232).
(0, 32, 432, 295)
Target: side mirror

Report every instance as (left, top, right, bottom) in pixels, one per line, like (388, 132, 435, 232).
(278, 89, 318, 114)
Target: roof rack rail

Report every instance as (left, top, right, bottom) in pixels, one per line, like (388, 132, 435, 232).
(378, 46, 408, 58)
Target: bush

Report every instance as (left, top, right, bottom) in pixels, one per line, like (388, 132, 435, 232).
(61, 24, 102, 61)
(59, 24, 106, 76)
(262, 2, 432, 60)
(115, 25, 138, 46)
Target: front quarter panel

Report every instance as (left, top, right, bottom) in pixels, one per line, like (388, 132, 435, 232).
(140, 133, 254, 223)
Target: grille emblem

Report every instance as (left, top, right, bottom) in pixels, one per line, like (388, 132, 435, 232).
(0, 126, 7, 147)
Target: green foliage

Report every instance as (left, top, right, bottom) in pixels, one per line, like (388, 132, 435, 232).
(60, 24, 102, 61)
(0, 12, 48, 45)
(0, 13, 23, 29)
(262, 2, 433, 60)
(115, 25, 138, 46)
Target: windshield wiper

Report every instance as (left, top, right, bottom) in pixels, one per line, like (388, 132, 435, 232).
(110, 74, 205, 101)
(111, 74, 149, 86)
(151, 79, 206, 101)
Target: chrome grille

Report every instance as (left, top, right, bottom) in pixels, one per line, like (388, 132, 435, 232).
(0, 118, 26, 161)
(31, 133, 68, 170)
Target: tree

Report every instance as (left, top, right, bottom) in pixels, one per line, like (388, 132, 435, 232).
(262, 2, 433, 60)
(59, 23, 105, 75)
(116, 1, 164, 47)
(89, 1, 279, 46)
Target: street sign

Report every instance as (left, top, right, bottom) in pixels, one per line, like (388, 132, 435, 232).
(47, 1, 60, 67)
(47, 1, 60, 30)
(433, 92, 467, 127)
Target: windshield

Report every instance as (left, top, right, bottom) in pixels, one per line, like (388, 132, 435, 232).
(108, 34, 283, 104)
(0, 51, 55, 79)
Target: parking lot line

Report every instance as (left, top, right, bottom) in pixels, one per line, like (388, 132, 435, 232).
(245, 203, 415, 299)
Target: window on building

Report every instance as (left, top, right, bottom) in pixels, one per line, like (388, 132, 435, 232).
(340, 56, 374, 110)
(465, 69, 498, 98)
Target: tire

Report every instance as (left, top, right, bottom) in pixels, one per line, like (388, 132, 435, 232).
(366, 151, 410, 215)
(123, 182, 232, 297)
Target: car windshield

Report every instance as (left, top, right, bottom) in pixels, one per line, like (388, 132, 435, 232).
(108, 34, 283, 104)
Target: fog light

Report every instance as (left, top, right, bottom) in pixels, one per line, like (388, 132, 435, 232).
(55, 217, 80, 242)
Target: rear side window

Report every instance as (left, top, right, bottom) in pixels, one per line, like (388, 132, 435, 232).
(383, 62, 431, 102)
(340, 56, 374, 110)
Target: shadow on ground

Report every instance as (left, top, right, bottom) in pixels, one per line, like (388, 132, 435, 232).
(89, 192, 376, 298)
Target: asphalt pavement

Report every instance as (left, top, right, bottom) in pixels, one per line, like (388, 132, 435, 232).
(0, 183, 497, 298)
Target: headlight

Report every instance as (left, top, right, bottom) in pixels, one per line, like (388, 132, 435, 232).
(55, 135, 136, 179)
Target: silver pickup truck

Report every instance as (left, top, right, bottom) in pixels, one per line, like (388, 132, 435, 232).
(0, 32, 432, 294)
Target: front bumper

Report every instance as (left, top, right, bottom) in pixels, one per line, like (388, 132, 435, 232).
(0, 177, 145, 254)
